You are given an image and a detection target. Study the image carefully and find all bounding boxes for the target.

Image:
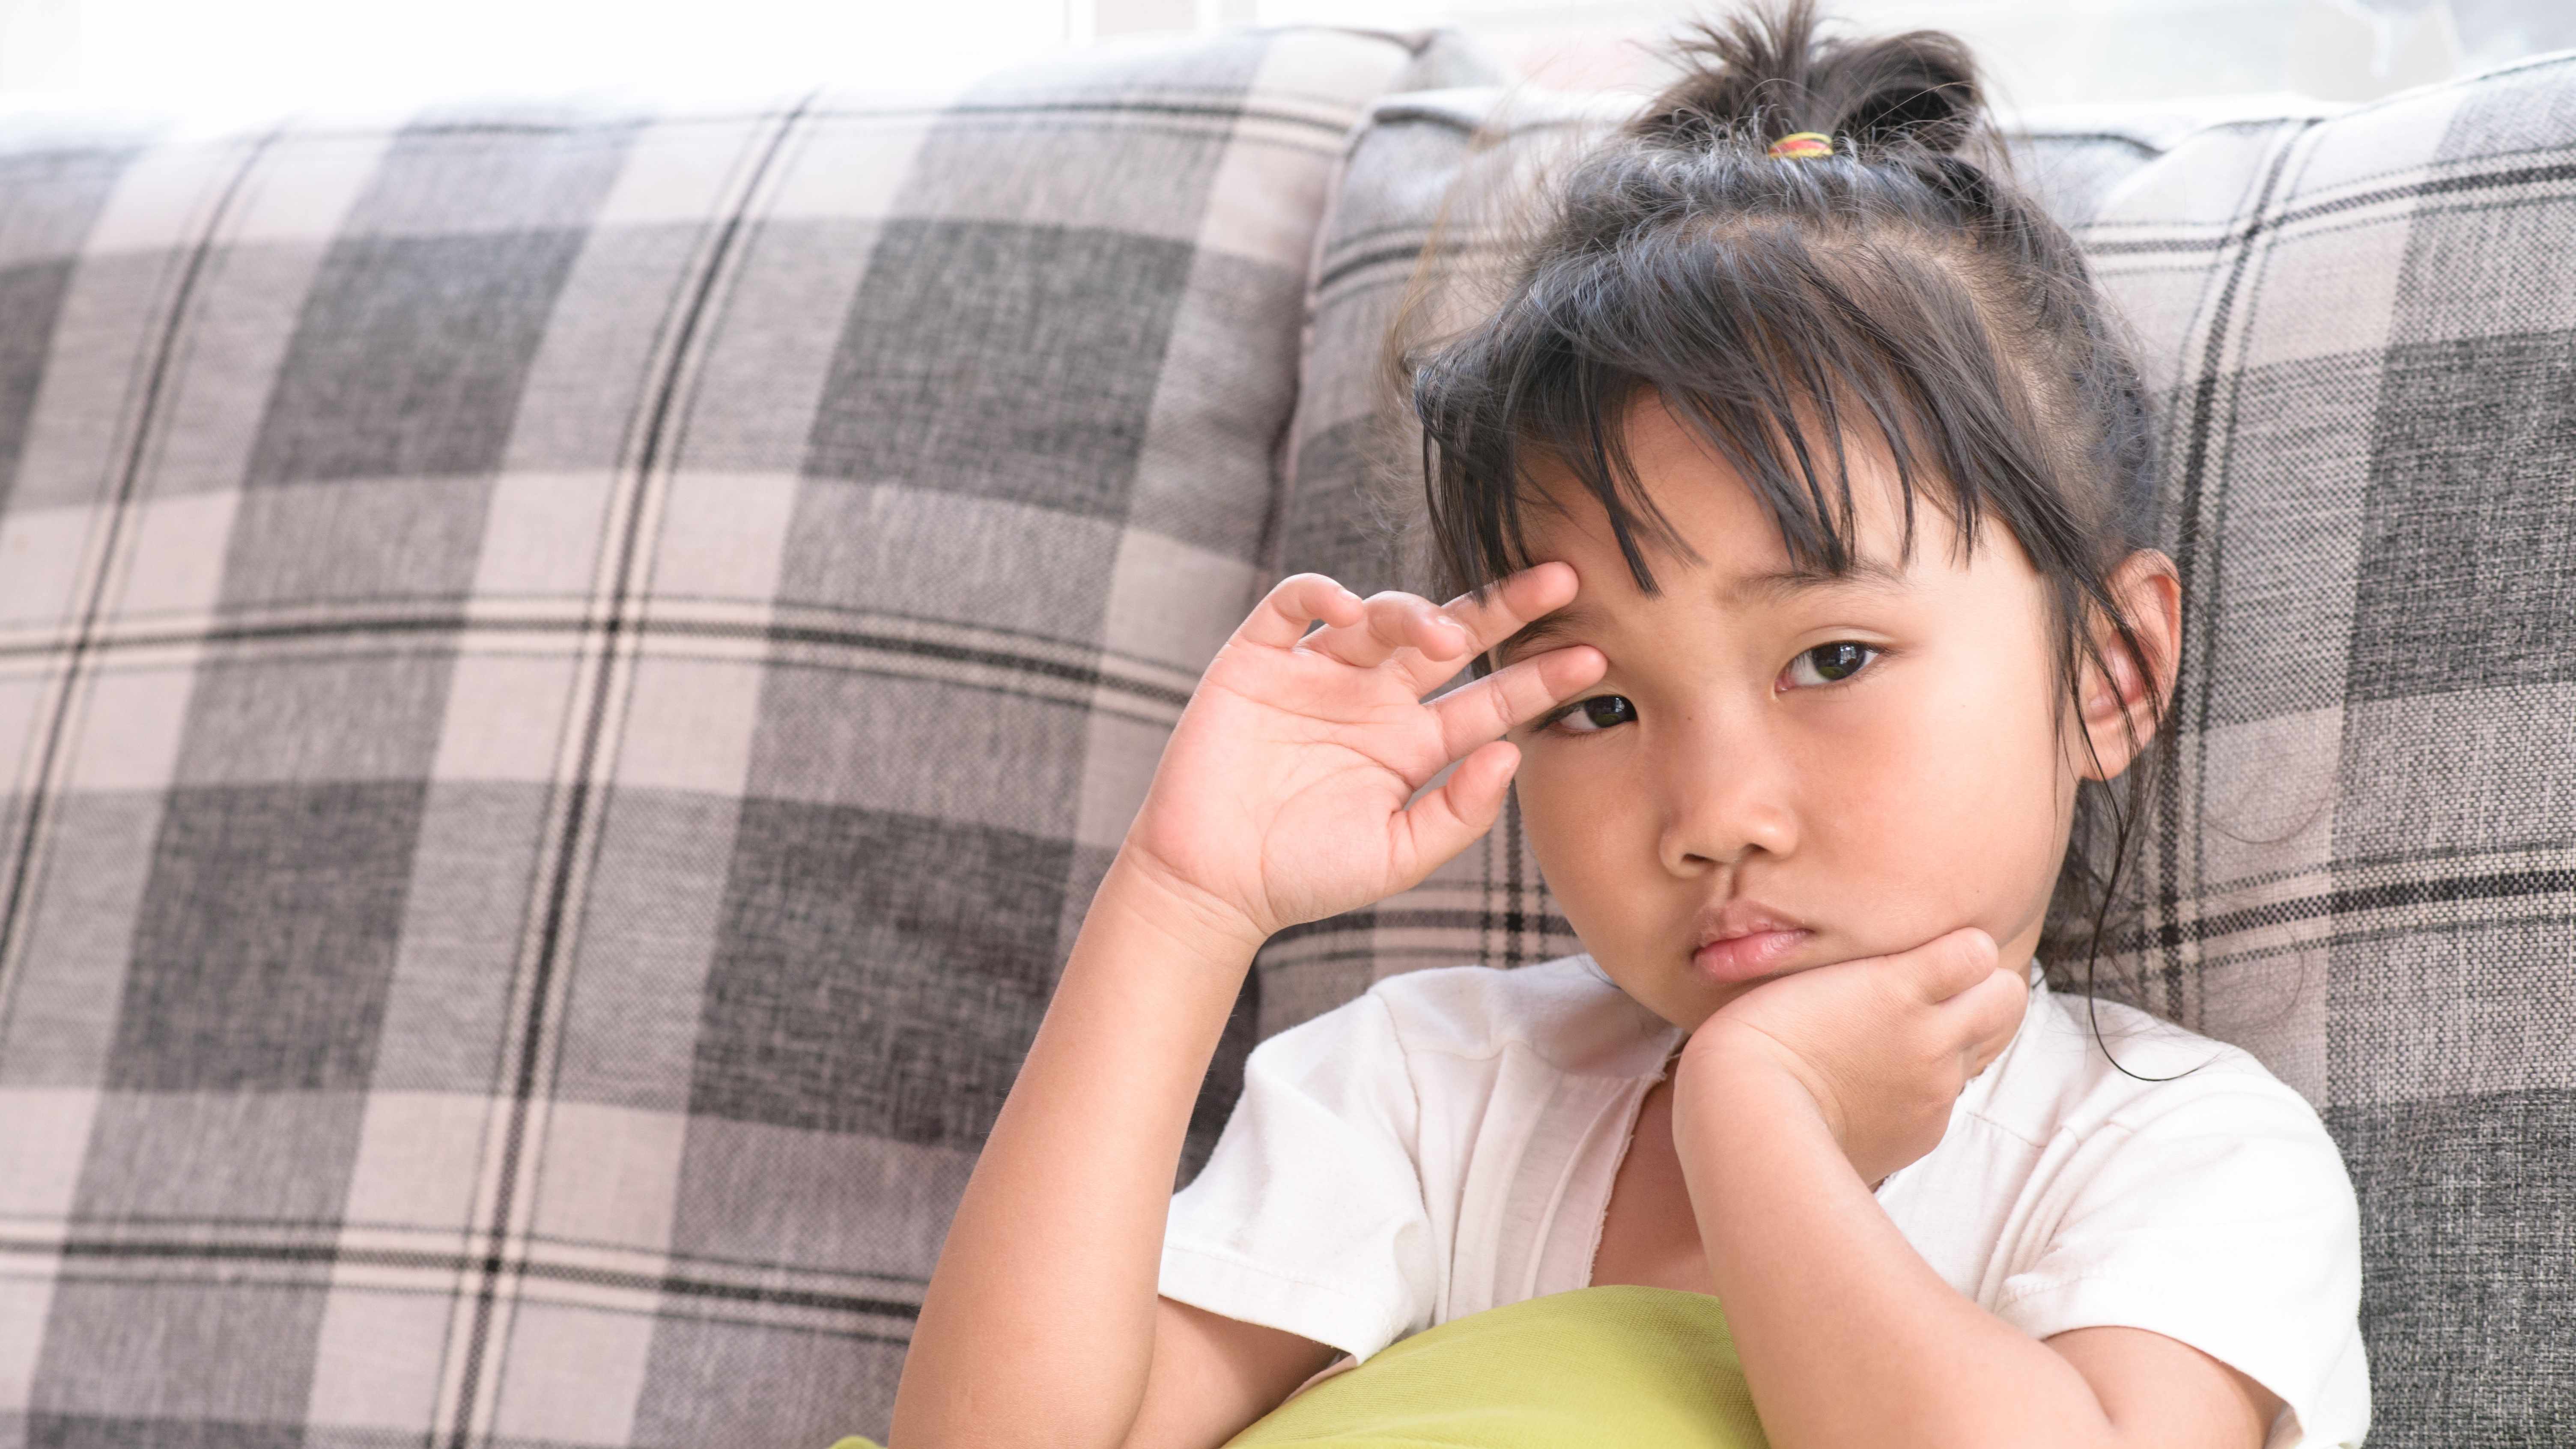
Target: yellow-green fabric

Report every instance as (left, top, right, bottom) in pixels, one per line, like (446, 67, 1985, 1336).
(821, 1285, 1764, 1449)
(1225, 1284, 1764, 1448)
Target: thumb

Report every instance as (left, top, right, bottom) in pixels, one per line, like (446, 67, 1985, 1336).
(1960, 961, 2032, 1078)
(1388, 740, 1520, 890)
(1909, 925, 2000, 1004)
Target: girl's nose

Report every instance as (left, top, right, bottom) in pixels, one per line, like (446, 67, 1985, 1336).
(1654, 710, 1800, 875)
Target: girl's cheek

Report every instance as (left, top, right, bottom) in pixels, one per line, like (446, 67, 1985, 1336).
(1789, 696, 1947, 829)
(1512, 752, 1587, 856)
(1513, 749, 1634, 909)
(1784, 668, 2036, 903)
(1869, 657, 2067, 918)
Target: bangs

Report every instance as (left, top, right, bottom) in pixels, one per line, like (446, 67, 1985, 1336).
(1416, 215, 2071, 599)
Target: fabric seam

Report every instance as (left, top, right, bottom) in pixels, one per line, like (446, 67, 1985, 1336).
(1160, 1239, 1394, 1317)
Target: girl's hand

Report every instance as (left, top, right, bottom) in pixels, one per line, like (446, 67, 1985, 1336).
(1121, 564, 1607, 946)
(1673, 928, 2027, 1188)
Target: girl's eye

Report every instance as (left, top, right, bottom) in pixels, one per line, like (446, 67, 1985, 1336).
(1550, 695, 1637, 734)
(1784, 641, 1879, 689)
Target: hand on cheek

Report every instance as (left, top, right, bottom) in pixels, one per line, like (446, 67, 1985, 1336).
(1670, 927, 2027, 1187)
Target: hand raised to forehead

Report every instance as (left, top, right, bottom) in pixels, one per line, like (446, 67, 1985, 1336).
(1121, 564, 1606, 945)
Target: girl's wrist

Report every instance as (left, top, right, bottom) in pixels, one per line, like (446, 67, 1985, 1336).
(1673, 1044, 1850, 1168)
(1677, 1026, 1837, 1120)
(1094, 847, 1273, 964)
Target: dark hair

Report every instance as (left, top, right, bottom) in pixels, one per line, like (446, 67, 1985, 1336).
(1407, 0, 2176, 1041)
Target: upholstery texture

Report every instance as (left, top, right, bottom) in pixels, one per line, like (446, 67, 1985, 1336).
(1261, 62, 2576, 1447)
(0, 27, 1494, 1447)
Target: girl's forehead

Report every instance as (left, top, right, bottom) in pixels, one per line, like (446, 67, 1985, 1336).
(1517, 438, 1938, 588)
(1528, 390, 1950, 550)
(1496, 444, 2015, 664)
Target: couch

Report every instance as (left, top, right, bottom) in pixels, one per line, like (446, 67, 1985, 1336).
(0, 21, 2564, 1448)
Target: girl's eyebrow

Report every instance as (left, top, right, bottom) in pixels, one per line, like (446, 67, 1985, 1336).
(1497, 558, 1911, 659)
(1497, 603, 1598, 660)
(1726, 557, 1911, 604)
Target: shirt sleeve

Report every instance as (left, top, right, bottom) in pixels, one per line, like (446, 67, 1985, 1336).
(1158, 987, 1439, 1366)
(1990, 1082, 2371, 1449)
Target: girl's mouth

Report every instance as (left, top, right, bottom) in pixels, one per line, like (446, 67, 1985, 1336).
(1691, 929, 1813, 984)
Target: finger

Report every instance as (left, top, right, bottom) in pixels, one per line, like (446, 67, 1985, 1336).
(1950, 963, 2030, 1076)
(1307, 591, 1466, 671)
(1388, 739, 1521, 886)
(1437, 561, 1581, 659)
(1238, 573, 1365, 650)
(1903, 927, 2000, 1005)
(1428, 642, 1610, 760)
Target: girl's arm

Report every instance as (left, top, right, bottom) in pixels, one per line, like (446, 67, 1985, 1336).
(1670, 934, 2286, 1449)
(888, 569, 1605, 1449)
(889, 857, 1307, 1449)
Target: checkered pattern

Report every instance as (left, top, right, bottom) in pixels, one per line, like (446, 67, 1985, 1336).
(0, 27, 1497, 1446)
(1267, 63, 2576, 1445)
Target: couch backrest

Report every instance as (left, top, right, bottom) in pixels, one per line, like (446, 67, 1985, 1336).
(0, 27, 1495, 1446)
(1261, 60, 2576, 1447)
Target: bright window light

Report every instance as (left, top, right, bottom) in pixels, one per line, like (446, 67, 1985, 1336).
(0, 0, 1088, 122)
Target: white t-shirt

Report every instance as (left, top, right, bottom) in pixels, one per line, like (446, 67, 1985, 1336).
(1159, 954, 2369, 1449)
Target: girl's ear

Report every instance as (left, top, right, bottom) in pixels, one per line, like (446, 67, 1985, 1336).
(2074, 549, 2182, 783)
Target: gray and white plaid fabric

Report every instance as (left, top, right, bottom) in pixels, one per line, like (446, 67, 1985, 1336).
(0, 27, 1496, 1446)
(2085, 59, 2576, 1443)
(1265, 60, 2576, 1445)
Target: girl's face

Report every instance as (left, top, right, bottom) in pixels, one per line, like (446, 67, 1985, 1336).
(1499, 397, 2173, 1033)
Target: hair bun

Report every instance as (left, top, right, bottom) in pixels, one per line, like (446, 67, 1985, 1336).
(1626, 0, 1989, 160)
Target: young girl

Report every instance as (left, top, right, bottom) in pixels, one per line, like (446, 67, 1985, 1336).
(888, 3, 2368, 1446)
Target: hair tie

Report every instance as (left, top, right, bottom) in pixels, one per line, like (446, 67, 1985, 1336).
(1768, 131, 1834, 159)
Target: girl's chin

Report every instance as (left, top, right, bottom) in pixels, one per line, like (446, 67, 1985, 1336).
(1600, 957, 1819, 1036)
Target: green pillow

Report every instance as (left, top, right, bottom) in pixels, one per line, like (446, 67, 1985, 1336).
(826, 1284, 1765, 1449)
(1226, 1284, 1765, 1448)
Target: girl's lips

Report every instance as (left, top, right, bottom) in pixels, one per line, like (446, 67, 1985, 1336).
(1691, 929, 1813, 984)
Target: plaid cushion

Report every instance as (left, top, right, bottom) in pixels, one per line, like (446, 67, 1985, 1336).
(1267, 61, 2576, 1445)
(0, 26, 1497, 1447)
(2080, 62, 2575, 1443)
